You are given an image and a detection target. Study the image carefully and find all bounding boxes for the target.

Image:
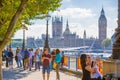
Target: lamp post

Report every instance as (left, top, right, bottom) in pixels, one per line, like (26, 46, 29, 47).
(22, 24, 28, 50)
(9, 39, 12, 48)
(44, 14, 51, 52)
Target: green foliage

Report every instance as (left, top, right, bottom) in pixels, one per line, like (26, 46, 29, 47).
(0, 0, 61, 41)
(101, 38, 112, 49)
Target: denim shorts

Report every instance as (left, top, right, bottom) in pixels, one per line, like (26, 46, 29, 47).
(42, 66, 50, 74)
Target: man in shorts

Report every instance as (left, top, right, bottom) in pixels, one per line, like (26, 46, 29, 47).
(42, 48, 52, 80)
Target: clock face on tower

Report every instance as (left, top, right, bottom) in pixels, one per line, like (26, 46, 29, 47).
(102, 20, 106, 25)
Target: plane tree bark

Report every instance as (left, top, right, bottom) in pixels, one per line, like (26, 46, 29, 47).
(0, 0, 28, 79)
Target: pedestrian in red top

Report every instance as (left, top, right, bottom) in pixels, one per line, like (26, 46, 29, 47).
(42, 48, 52, 80)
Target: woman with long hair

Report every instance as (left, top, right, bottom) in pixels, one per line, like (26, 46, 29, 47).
(80, 54, 95, 80)
(55, 49, 62, 80)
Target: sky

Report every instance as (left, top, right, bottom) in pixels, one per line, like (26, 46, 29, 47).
(13, 0, 118, 39)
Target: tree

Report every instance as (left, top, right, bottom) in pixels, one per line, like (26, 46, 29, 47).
(101, 38, 112, 49)
(0, 0, 61, 79)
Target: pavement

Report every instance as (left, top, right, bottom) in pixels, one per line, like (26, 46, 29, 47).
(2, 62, 81, 80)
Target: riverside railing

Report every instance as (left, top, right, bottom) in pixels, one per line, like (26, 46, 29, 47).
(62, 54, 103, 74)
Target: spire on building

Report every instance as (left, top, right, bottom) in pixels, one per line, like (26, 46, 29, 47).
(101, 7, 105, 15)
(63, 19, 71, 35)
(99, 7, 106, 19)
(66, 19, 69, 28)
(83, 30, 86, 39)
(61, 16, 63, 22)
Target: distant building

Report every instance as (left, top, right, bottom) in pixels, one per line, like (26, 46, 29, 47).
(41, 34, 46, 40)
(25, 7, 108, 49)
(27, 37, 36, 48)
(63, 20, 76, 47)
(49, 38, 64, 48)
(98, 7, 107, 43)
(11, 39, 22, 48)
(35, 37, 44, 47)
(52, 16, 63, 38)
(83, 30, 86, 39)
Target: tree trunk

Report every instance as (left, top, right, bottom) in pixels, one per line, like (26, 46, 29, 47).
(0, 0, 3, 12)
(0, 0, 28, 79)
(0, 49, 2, 80)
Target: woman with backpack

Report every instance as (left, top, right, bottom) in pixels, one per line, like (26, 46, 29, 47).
(23, 49, 30, 70)
(54, 49, 62, 80)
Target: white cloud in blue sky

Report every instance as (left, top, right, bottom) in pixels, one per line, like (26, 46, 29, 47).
(14, 0, 118, 39)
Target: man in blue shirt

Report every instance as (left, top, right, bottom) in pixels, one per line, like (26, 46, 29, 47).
(20, 48, 25, 68)
(4, 48, 9, 67)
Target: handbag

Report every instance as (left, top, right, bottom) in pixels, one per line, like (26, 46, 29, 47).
(53, 62, 57, 69)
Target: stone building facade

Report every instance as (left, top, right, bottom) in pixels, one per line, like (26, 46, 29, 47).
(26, 8, 107, 49)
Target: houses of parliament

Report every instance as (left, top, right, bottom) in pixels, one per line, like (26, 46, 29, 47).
(26, 8, 107, 49)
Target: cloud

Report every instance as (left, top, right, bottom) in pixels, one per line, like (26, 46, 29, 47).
(14, 24, 48, 39)
(13, 7, 99, 39)
(65, 0, 71, 2)
(64, 23, 98, 38)
(13, 1, 117, 40)
(52, 7, 97, 38)
(53, 8, 96, 19)
(106, 17, 117, 38)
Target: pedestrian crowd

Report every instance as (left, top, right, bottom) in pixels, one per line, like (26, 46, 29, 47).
(2, 47, 63, 80)
(2, 47, 103, 80)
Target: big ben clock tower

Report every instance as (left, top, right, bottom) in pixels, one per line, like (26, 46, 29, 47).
(98, 7, 107, 44)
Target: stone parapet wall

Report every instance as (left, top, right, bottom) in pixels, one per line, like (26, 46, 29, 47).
(103, 60, 120, 77)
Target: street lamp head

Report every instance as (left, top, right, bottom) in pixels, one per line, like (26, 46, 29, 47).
(22, 23, 28, 30)
(46, 14, 51, 21)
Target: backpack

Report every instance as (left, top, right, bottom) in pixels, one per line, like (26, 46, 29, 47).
(24, 51, 29, 59)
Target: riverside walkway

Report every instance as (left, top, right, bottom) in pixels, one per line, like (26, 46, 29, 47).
(2, 63, 81, 80)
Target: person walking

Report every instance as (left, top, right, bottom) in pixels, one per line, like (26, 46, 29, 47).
(8, 48, 13, 69)
(15, 47, 19, 67)
(61, 51, 64, 68)
(54, 49, 62, 80)
(29, 48, 34, 70)
(42, 48, 52, 80)
(20, 48, 25, 68)
(50, 49, 56, 70)
(34, 49, 41, 71)
(4, 48, 9, 67)
(23, 49, 30, 70)
(31, 48, 34, 67)
(16, 48, 22, 68)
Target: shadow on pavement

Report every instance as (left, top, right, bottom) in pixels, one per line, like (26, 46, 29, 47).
(3, 68, 33, 80)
